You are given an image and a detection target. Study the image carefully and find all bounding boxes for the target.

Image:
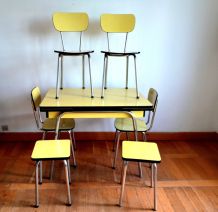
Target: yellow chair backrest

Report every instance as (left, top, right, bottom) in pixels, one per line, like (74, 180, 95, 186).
(100, 14, 135, 33)
(31, 87, 41, 111)
(53, 12, 89, 32)
(148, 88, 158, 110)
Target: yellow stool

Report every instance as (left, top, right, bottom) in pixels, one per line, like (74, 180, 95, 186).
(119, 141, 161, 210)
(31, 139, 71, 207)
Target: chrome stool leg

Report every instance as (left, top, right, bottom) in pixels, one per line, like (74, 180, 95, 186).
(119, 161, 128, 206)
(67, 160, 71, 184)
(39, 161, 42, 184)
(35, 161, 40, 207)
(153, 163, 157, 211)
(113, 132, 121, 169)
(63, 160, 72, 206)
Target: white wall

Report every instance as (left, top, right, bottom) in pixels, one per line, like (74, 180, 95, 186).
(0, 0, 218, 132)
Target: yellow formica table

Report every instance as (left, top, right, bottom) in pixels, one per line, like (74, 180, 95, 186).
(40, 88, 153, 118)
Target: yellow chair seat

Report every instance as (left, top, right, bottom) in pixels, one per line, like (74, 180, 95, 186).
(31, 140, 70, 160)
(122, 141, 161, 163)
(115, 118, 147, 132)
(42, 118, 75, 131)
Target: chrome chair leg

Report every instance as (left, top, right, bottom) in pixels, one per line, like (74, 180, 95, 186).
(56, 54, 61, 99)
(142, 132, 147, 141)
(125, 56, 129, 89)
(88, 54, 94, 98)
(104, 56, 108, 89)
(60, 55, 63, 89)
(68, 131, 77, 167)
(133, 55, 139, 99)
(101, 55, 107, 98)
(35, 161, 40, 207)
(126, 132, 130, 140)
(63, 160, 72, 206)
(71, 130, 76, 150)
(113, 130, 118, 152)
(82, 55, 85, 89)
(113, 132, 121, 169)
(119, 161, 128, 206)
(42, 131, 46, 140)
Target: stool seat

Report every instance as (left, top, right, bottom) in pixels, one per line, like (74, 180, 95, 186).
(122, 141, 161, 163)
(31, 140, 70, 161)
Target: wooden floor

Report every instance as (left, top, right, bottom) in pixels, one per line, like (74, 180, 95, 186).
(0, 139, 217, 211)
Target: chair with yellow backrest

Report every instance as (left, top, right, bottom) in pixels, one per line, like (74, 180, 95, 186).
(113, 88, 158, 169)
(31, 87, 76, 167)
(31, 139, 71, 207)
(100, 14, 140, 98)
(53, 12, 94, 99)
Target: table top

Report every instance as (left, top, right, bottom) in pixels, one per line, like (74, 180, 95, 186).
(40, 88, 153, 113)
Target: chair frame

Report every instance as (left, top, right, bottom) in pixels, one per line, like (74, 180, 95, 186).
(113, 88, 158, 170)
(31, 87, 77, 183)
(53, 12, 94, 99)
(100, 14, 140, 99)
